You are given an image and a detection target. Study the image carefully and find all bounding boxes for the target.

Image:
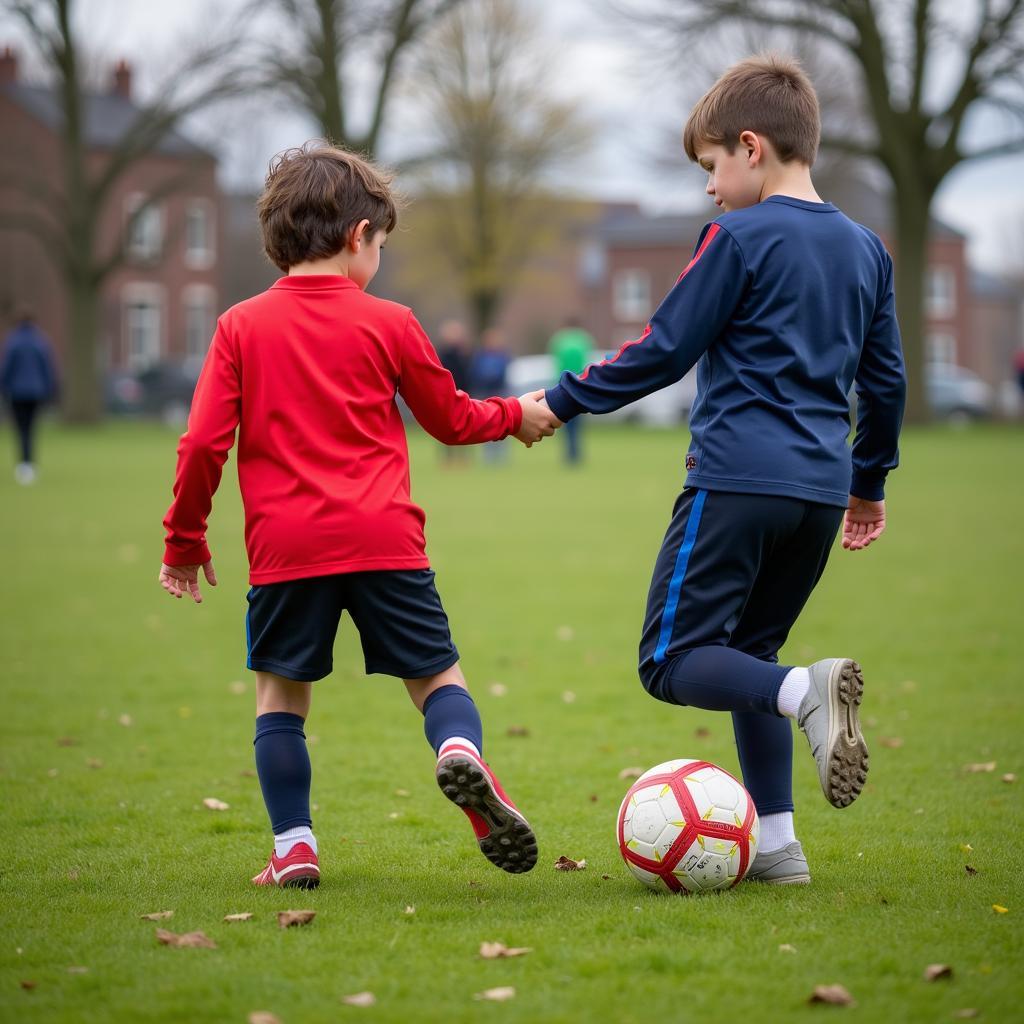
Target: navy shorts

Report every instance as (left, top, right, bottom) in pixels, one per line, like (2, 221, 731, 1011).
(245, 570, 459, 682)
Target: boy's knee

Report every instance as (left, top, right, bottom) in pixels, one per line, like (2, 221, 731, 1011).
(638, 657, 671, 703)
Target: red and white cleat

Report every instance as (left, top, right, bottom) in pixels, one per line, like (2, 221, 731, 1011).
(251, 842, 320, 889)
(435, 743, 538, 873)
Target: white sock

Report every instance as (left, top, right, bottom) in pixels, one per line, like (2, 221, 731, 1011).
(275, 825, 317, 858)
(777, 667, 810, 718)
(759, 812, 796, 853)
(438, 736, 481, 759)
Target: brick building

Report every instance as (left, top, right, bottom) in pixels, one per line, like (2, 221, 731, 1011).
(0, 48, 222, 376)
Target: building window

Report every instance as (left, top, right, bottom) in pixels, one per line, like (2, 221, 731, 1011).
(927, 332, 956, 365)
(613, 268, 651, 322)
(926, 266, 955, 318)
(125, 194, 164, 262)
(122, 283, 164, 370)
(183, 284, 217, 364)
(184, 200, 216, 269)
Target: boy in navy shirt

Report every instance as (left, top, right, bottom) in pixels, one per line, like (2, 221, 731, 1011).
(543, 56, 906, 884)
(159, 143, 558, 887)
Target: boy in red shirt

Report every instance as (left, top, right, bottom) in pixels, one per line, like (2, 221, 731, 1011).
(158, 143, 557, 888)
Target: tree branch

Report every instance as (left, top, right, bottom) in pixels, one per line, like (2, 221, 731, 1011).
(959, 136, 1024, 162)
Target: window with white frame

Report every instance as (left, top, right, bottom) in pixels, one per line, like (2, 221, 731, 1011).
(122, 284, 164, 370)
(125, 193, 164, 262)
(613, 268, 651, 323)
(183, 284, 217, 362)
(927, 332, 956, 365)
(184, 199, 216, 268)
(926, 266, 956, 318)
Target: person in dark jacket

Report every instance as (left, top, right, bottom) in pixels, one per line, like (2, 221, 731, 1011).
(1, 310, 58, 484)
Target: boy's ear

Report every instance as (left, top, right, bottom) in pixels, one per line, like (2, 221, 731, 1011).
(739, 130, 762, 167)
(347, 218, 371, 252)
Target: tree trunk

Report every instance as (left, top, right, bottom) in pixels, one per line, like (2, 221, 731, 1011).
(469, 287, 498, 340)
(890, 183, 933, 424)
(64, 275, 102, 423)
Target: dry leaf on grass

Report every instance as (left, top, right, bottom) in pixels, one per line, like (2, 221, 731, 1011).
(403, 906, 415, 916)
(554, 856, 586, 871)
(229, 680, 247, 695)
(964, 762, 997, 773)
(809, 984, 855, 1006)
(959, 843, 974, 853)
(489, 682, 507, 697)
(953, 1010, 979, 1019)
(86, 758, 103, 769)
(66, 966, 88, 974)
(140, 911, 174, 921)
(118, 714, 133, 727)
(224, 913, 253, 922)
(475, 987, 516, 1002)
(248, 1013, 282, 1024)
(965, 864, 979, 875)
(924, 964, 953, 981)
(618, 766, 643, 780)
(202, 797, 229, 811)
(555, 625, 574, 642)
(342, 991, 376, 1007)
(778, 944, 797, 954)
(506, 726, 530, 737)
(20, 980, 36, 990)
(880, 736, 904, 749)
(992, 904, 1008, 914)
(694, 726, 711, 738)
(155, 928, 217, 949)
(278, 910, 316, 928)
(56, 736, 78, 747)
(394, 788, 410, 797)
(479, 942, 531, 959)
(1002, 773, 1016, 783)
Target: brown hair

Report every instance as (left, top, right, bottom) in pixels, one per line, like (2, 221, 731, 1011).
(257, 141, 399, 271)
(683, 54, 820, 166)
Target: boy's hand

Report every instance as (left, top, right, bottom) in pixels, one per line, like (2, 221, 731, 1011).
(515, 390, 563, 447)
(159, 560, 218, 603)
(842, 497, 885, 551)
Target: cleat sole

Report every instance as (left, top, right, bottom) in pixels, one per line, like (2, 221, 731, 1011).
(823, 660, 869, 808)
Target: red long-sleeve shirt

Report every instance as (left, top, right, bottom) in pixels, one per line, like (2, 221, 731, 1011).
(162, 275, 522, 584)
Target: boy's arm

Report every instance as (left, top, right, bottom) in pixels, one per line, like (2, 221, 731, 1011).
(161, 320, 241, 572)
(850, 252, 906, 502)
(397, 312, 526, 444)
(544, 224, 748, 421)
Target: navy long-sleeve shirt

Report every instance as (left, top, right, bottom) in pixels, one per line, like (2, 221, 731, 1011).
(546, 196, 906, 505)
(1, 322, 58, 404)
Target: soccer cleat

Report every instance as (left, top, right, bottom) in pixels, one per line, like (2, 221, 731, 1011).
(435, 744, 538, 874)
(746, 840, 811, 885)
(251, 842, 320, 889)
(798, 658, 868, 808)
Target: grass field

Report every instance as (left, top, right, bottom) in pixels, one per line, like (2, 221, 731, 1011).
(1, 420, 1022, 1023)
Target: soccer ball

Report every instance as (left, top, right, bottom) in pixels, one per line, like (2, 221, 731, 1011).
(616, 759, 759, 894)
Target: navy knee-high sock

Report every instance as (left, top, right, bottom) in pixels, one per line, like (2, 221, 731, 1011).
(422, 685, 483, 755)
(731, 710, 794, 815)
(254, 712, 312, 833)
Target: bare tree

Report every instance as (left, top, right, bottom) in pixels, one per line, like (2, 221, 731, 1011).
(617, 0, 1024, 421)
(0, 0, 254, 421)
(400, 0, 591, 337)
(261, 0, 464, 156)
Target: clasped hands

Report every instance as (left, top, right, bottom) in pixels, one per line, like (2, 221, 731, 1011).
(514, 390, 564, 447)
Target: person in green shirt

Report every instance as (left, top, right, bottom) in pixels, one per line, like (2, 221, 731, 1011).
(548, 316, 594, 464)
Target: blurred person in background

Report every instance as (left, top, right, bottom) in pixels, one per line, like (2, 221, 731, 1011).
(436, 319, 473, 464)
(1, 308, 59, 485)
(472, 327, 512, 464)
(548, 315, 593, 465)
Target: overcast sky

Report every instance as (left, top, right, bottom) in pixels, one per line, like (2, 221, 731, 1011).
(3, 0, 1022, 272)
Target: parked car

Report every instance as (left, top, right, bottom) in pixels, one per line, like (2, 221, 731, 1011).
(925, 363, 992, 422)
(105, 362, 199, 425)
(507, 353, 696, 426)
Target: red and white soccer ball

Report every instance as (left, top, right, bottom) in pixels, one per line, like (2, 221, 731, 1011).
(617, 759, 759, 894)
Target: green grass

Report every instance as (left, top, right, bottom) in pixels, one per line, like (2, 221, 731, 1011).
(1, 420, 1022, 1023)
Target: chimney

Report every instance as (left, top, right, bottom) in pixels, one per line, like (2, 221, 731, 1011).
(0, 46, 17, 86)
(112, 59, 131, 99)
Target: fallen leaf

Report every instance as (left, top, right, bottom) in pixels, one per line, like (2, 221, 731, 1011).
(965, 865, 979, 876)
(778, 943, 797, 953)
(618, 766, 643, 780)
(56, 737, 78, 747)
(66, 966, 88, 974)
(394, 788, 409, 797)
(240, 769, 256, 778)
(403, 905, 415, 915)
(953, 1010, 979, 1019)
(694, 726, 711, 738)
(924, 964, 952, 981)
(47, 768, 59, 778)
(475, 987, 516, 1002)
(1002, 773, 1016, 783)
(140, 911, 174, 921)
(556, 625, 574, 642)
(506, 725, 530, 737)
(601, 874, 612, 880)
(479, 941, 532, 959)
(86, 758, 103, 769)
(388, 812, 400, 820)
(202, 797, 229, 811)
(278, 910, 316, 928)
(992, 904, 1008, 914)
(224, 913, 253, 922)
(342, 991, 376, 1007)
(118, 714, 133, 727)
(67, 870, 79, 881)
(20, 980, 36, 990)
(959, 843, 974, 854)
(562, 690, 576, 703)
(964, 762, 997, 773)
(880, 736, 904, 749)
(554, 856, 586, 871)
(249, 1014, 282, 1024)
(229, 680, 247, 695)
(155, 928, 216, 949)
(809, 984, 855, 1006)
(489, 682, 507, 697)
(589, 794, 598, 802)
